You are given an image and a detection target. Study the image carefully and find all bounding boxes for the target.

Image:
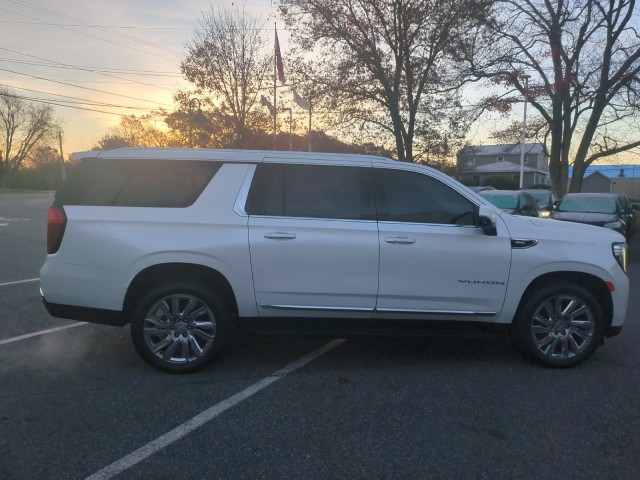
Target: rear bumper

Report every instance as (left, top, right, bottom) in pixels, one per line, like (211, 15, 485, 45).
(605, 325, 623, 338)
(42, 298, 127, 327)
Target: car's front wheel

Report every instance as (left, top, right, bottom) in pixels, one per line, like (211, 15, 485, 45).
(511, 282, 604, 368)
(130, 282, 229, 373)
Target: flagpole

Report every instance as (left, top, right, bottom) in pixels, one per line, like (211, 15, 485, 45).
(286, 108, 292, 151)
(273, 23, 277, 150)
(308, 99, 312, 152)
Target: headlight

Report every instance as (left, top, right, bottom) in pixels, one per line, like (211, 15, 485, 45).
(538, 210, 551, 218)
(604, 221, 623, 229)
(612, 242, 627, 272)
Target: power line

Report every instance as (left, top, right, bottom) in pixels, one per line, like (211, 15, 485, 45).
(0, 54, 181, 77)
(1, 84, 160, 112)
(6, 0, 185, 56)
(0, 5, 180, 63)
(0, 20, 195, 30)
(0, 49, 181, 94)
(0, 68, 175, 108)
(0, 90, 136, 117)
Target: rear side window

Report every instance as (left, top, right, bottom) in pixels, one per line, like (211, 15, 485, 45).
(246, 163, 374, 220)
(55, 159, 220, 207)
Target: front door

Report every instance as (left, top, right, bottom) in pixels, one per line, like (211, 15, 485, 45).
(373, 166, 512, 320)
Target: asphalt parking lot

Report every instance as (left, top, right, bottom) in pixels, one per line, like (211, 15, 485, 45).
(1, 192, 639, 480)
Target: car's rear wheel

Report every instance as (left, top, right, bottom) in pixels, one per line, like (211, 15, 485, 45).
(511, 282, 604, 368)
(130, 282, 229, 373)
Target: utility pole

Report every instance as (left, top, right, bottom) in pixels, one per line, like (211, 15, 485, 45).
(308, 99, 312, 152)
(519, 74, 531, 189)
(273, 24, 278, 150)
(58, 131, 66, 182)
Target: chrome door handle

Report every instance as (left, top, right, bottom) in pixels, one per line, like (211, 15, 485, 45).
(385, 237, 416, 244)
(264, 232, 297, 240)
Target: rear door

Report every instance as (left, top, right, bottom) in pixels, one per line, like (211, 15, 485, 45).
(246, 162, 379, 318)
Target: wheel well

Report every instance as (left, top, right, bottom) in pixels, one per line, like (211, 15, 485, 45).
(123, 263, 239, 322)
(516, 272, 613, 329)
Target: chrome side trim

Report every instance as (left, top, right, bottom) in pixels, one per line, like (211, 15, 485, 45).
(378, 221, 477, 229)
(233, 164, 257, 217)
(376, 308, 497, 317)
(261, 304, 496, 316)
(261, 304, 374, 312)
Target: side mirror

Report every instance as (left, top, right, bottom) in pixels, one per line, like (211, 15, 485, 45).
(478, 204, 497, 236)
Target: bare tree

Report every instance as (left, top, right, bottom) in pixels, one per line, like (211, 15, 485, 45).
(181, 6, 272, 148)
(278, 0, 495, 162)
(470, 0, 640, 194)
(0, 87, 61, 188)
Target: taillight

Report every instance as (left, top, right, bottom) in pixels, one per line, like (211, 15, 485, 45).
(47, 206, 67, 254)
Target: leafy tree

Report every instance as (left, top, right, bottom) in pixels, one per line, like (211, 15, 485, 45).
(160, 90, 272, 149)
(92, 113, 170, 151)
(12, 146, 65, 190)
(278, 0, 494, 162)
(0, 87, 61, 188)
(28, 145, 59, 167)
(93, 134, 134, 151)
(181, 6, 272, 148)
(470, 0, 640, 194)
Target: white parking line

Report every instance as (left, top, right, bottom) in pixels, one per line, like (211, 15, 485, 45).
(0, 323, 88, 346)
(85, 338, 346, 480)
(0, 278, 39, 287)
(0, 278, 88, 346)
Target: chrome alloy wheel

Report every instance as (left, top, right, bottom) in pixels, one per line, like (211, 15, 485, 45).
(530, 294, 595, 360)
(142, 294, 216, 364)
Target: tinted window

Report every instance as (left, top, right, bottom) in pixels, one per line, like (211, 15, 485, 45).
(375, 169, 475, 225)
(526, 191, 550, 204)
(246, 163, 373, 220)
(481, 193, 518, 209)
(617, 194, 629, 209)
(55, 158, 220, 208)
(558, 195, 618, 214)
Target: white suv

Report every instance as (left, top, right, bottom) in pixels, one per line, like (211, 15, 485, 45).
(40, 148, 629, 372)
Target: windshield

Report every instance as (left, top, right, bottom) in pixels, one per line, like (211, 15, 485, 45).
(481, 193, 518, 209)
(526, 191, 550, 204)
(558, 196, 617, 214)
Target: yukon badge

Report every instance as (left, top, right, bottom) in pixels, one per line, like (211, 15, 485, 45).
(458, 280, 506, 286)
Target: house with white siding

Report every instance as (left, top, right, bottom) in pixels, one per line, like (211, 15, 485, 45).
(457, 143, 549, 187)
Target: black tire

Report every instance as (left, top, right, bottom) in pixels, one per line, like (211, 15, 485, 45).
(130, 282, 230, 373)
(510, 282, 604, 368)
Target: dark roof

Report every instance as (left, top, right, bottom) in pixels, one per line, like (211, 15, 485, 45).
(468, 161, 541, 173)
(569, 164, 640, 180)
(458, 143, 546, 156)
(561, 192, 618, 198)
(479, 190, 521, 197)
